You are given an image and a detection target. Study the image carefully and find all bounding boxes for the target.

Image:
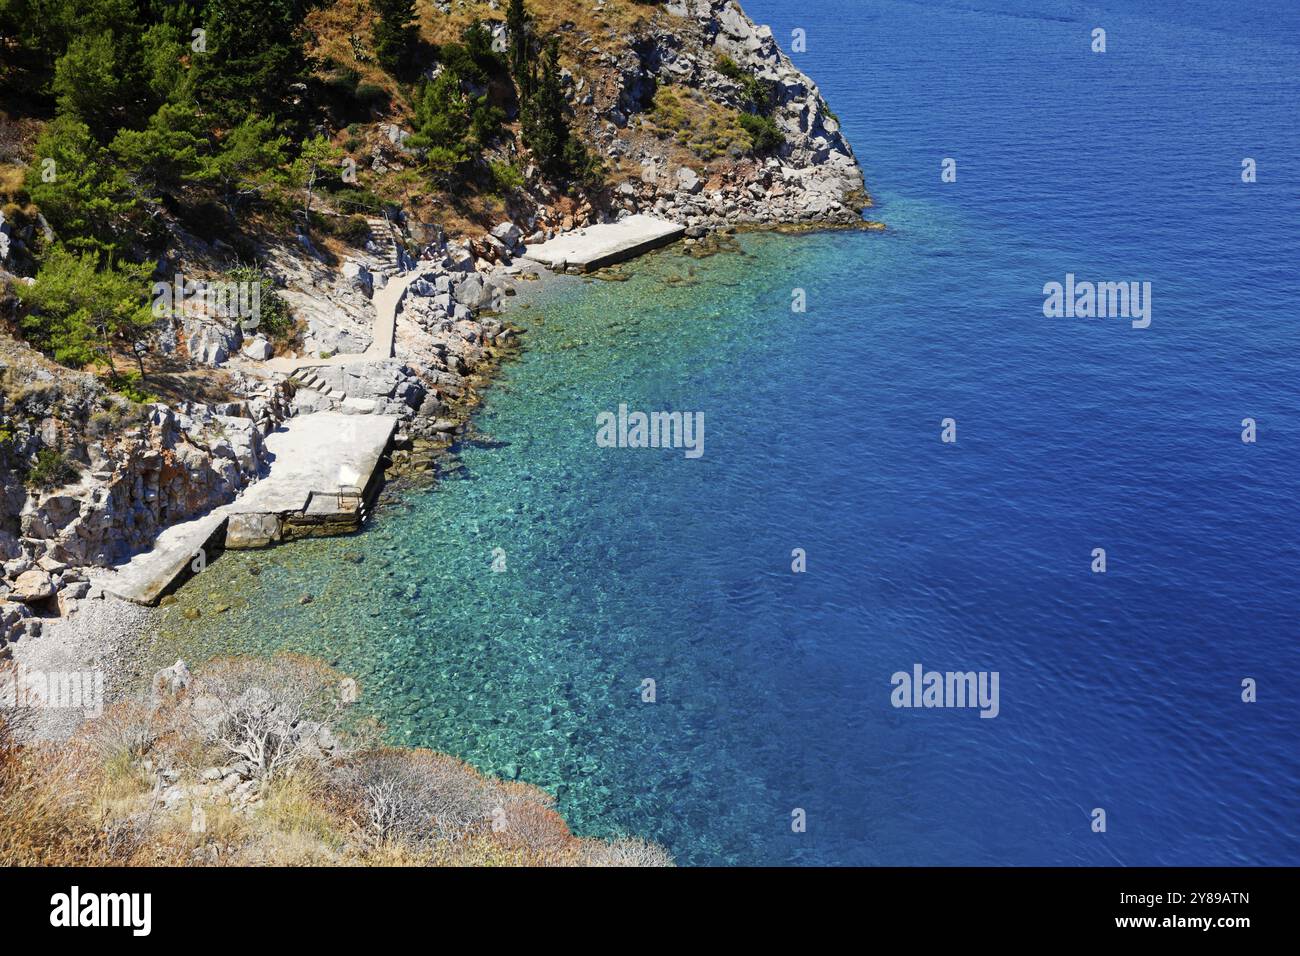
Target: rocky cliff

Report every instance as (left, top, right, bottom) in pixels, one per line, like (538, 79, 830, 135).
(595, 0, 867, 229)
(0, 0, 869, 652)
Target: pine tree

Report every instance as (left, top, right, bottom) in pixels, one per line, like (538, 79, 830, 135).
(372, 0, 418, 73)
(110, 101, 208, 197)
(294, 135, 345, 236)
(506, 0, 532, 97)
(196, 0, 310, 121)
(26, 116, 141, 262)
(199, 115, 290, 213)
(15, 245, 155, 377)
(521, 38, 568, 179)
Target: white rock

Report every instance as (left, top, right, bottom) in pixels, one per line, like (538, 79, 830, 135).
(242, 336, 273, 361)
(10, 568, 54, 603)
(491, 221, 523, 247)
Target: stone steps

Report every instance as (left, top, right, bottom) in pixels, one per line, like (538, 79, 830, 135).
(289, 369, 346, 401)
(366, 216, 402, 270)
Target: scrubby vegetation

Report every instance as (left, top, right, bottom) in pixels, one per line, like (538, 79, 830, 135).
(226, 264, 294, 344)
(715, 53, 784, 154)
(0, 655, 672, 866)
(0, 0, 611, 387)
(650, 86, 750, 161)
(716, 53, 774, 114)
(25, 446, 80, 488)
(739, 113, 785, 155)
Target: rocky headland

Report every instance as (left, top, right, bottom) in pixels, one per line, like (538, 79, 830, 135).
(1, 0, 869, 664)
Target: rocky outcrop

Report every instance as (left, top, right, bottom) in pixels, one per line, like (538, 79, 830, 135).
(1, 0, 865, 658)
(183, 316, 242, 366)
(602, 0, 866, 230)
(1, 343, 295, 650)
(14, 397, 285, 569)
(264, 244, 379, 359)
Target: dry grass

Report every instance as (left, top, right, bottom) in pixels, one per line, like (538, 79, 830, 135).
(0, 657, 674, 868)
(0, 164, 28, 203)
(647, 85, 749, 162)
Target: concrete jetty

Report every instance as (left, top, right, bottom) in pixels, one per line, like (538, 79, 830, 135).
(225, 412, 398, 546)
(522, 215, 685, 272)
(98, 511, 229, 606)
(97, 412, 397, 604)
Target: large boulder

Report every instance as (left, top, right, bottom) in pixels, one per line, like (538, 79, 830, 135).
(210, 416, 264, 475)
(183, 319, 240, 366)
(490, 221, 523, 250)
(10, 567, 54, 603)
(242, 336, 273, 361)
(1, 601, 33, 643)
(341, 260, 374, 298)
(444, 242, 476, 273)
(452, 274, 493, 310)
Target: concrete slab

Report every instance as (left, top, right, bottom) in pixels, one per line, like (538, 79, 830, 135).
(522, 215, 685, 272)
(94, 411, 398, 601)
(98, 511, 228, 606)
(235, 411, 397, 521)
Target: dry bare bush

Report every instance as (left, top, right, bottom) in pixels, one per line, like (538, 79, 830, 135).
(488, 783, 577, 860)
(576, 836, 676, 868)
(3, 655, 675, 868)
(188, 655, 350, 782)
(84, 699, 169, 765)
(333, 748, 498, 849)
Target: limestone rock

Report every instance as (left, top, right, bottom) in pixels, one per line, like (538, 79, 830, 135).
(152, 659, 192, 699)
(10, 568, 54, 603)
(341, 260, 374, 298)
(242, 336, 273, 361)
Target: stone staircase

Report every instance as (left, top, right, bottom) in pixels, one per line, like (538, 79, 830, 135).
(286, 367, 382, 416)
(366, 215, 404, 278)
(289, 367, 345, 402)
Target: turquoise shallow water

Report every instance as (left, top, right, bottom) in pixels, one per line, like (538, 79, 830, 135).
(154, 238, 874, 864)
(152, 0, 1300, 865)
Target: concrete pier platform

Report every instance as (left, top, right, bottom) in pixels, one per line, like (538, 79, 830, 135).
(96, 412, 397, 604)
(99, 511, 229, 606)
(522, 215, 685, 272)
(226, 412, 398, 546)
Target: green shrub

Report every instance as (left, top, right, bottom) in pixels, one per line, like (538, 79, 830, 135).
(739, 113, 785, 154)
(326, 69, 360, 97)
(650, 86, 748, 161)
(328, 187, 385, 212)
(227, 265, 293, 343)
(328, 214, 373, 246)
(715, 54, 744, 81)
(489, 160, 524, 194)
(88, 401, 147, 438)
(107, 372, 158, 405)
(355, 83, 389, 110)
(715, 54, 775, 113)
(27, 448, 80, 489)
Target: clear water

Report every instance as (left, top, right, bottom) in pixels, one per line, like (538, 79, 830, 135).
(154, 0, 1300, 864)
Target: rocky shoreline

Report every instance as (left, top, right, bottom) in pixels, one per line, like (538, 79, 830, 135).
(2, 0, 873, 741)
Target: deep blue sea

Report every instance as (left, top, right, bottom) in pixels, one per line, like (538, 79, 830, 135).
(159, 0, 1300, 864)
